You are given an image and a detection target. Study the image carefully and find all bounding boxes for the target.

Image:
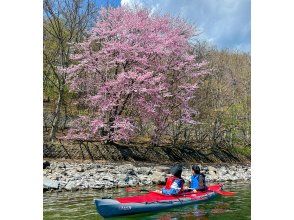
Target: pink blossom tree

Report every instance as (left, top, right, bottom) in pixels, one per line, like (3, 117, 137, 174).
(62, 7, 207, 145)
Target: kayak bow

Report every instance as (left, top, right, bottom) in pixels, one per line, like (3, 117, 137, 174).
(94, 184, 226, 218)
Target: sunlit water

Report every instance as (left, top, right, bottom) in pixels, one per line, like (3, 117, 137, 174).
(43, 182, 250, 220)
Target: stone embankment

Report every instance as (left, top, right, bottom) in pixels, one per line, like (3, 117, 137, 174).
(43, 161, 250, 191)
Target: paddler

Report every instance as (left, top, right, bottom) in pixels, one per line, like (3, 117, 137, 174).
(161, 164, 185, 195)
(189, 165, 207, 191)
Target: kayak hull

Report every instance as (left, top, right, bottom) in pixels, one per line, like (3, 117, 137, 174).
(94, 187, 220, 218)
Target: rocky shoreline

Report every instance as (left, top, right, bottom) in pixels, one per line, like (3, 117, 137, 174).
(43, 161, 251, 192)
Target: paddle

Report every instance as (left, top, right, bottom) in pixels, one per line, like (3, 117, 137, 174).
(185, 187, 236, 196)
(126, 185, 235, 196)
(208, 185, 236, 196)
(213, 190, 236, 196)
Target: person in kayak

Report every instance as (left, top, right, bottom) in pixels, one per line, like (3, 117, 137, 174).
(189, 165, 207, 191)
(161, 164, 185, 195)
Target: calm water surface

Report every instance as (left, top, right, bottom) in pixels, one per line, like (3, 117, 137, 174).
(44, 182, 250, 220)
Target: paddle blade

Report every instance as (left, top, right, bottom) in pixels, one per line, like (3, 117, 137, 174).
(216, 190, 236, 196)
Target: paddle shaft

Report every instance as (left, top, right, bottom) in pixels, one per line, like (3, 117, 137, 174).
(179, 188, 235, 196)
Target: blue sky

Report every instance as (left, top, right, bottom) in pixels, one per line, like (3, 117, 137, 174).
(96, 0, 251, 52)
(96, 0, 121, 8)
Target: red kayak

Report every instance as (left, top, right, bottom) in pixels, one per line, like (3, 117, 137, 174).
(94, 184, 229, 218)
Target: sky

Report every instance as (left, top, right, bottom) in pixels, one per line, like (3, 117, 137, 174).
(96, 0, 121, 8)
(96, 0, 251, 52)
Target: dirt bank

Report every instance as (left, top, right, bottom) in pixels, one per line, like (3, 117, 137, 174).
(44, 142, 250, 164)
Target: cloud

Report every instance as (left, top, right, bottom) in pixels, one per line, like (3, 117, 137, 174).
(121, 0, 251, 52)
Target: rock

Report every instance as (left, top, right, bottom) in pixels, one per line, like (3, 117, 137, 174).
(92, 180, 112, 189)
(93, 185, 103, 189)
(141, 179, 152, 185)
(119, 164, 134, 171)
(149, 171, 165, 184)
(76, 166, 85, 172)
(207, 166, 217, 172)
(182, 170, 190, 178)
(137, 174, 148, 181)
(102, 174, 114, 182)
(137, 167, 151, 175)
(105, 183, 115, 189)
(43, 161, 50, 169)
(127, 169, 137, 176)
(73, 173, 82, 180)
(219, 166, 228, 174)
(87, 164, 101, 170)
(54, 176, 62, 181)
(96, 168, 108, 173)
(155, 166, 170, 173)
(60, 170, 68, 176)
(208, 169, 217, 176)
(59, 181, 67, 188)
(43, 176, 59, 189)
(117, 181, 128, 187)
(88, 180, 104, 189)
(116, 174, 127, 183)
(107, 165, 115, 169)
(65, 181, 78, 191)
(49, 163, 57, 170)
(58, 163, 66, 169)
(202, 166, 209, 172)
(206, 169, 218, 181)
(127, 179, 139, 186)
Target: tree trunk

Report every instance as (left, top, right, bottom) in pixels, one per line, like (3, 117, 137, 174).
(151, 129, 160, 147)
(49, 88, 64, 141)
(182, 127, 189, 149)
(212, 117, 220, 149)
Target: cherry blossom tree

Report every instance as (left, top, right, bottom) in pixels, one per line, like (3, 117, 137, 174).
(62, 7, 208, 145)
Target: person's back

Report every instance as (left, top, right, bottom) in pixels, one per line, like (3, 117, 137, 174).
(190, 165, 207, 191)
(162, 165, 184, 195)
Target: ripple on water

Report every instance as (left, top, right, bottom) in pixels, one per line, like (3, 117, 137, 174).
(44, 182, 250, 220)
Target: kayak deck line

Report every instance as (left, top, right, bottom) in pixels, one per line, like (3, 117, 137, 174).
(94, 184, 224, 218)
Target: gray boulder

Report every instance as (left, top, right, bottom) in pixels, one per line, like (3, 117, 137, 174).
(149, 171, 166, 184)
(65, 181, 78, 191)
(43, 176, 59, 190)
(155, 166, 170, 173)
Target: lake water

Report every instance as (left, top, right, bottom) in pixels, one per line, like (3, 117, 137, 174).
(43, 182, 250, 220)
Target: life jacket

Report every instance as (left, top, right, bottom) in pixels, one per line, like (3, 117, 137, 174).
(190, 174, 206, 190)
(165, 176, 177, 189)
(164, 176, 184, 191)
